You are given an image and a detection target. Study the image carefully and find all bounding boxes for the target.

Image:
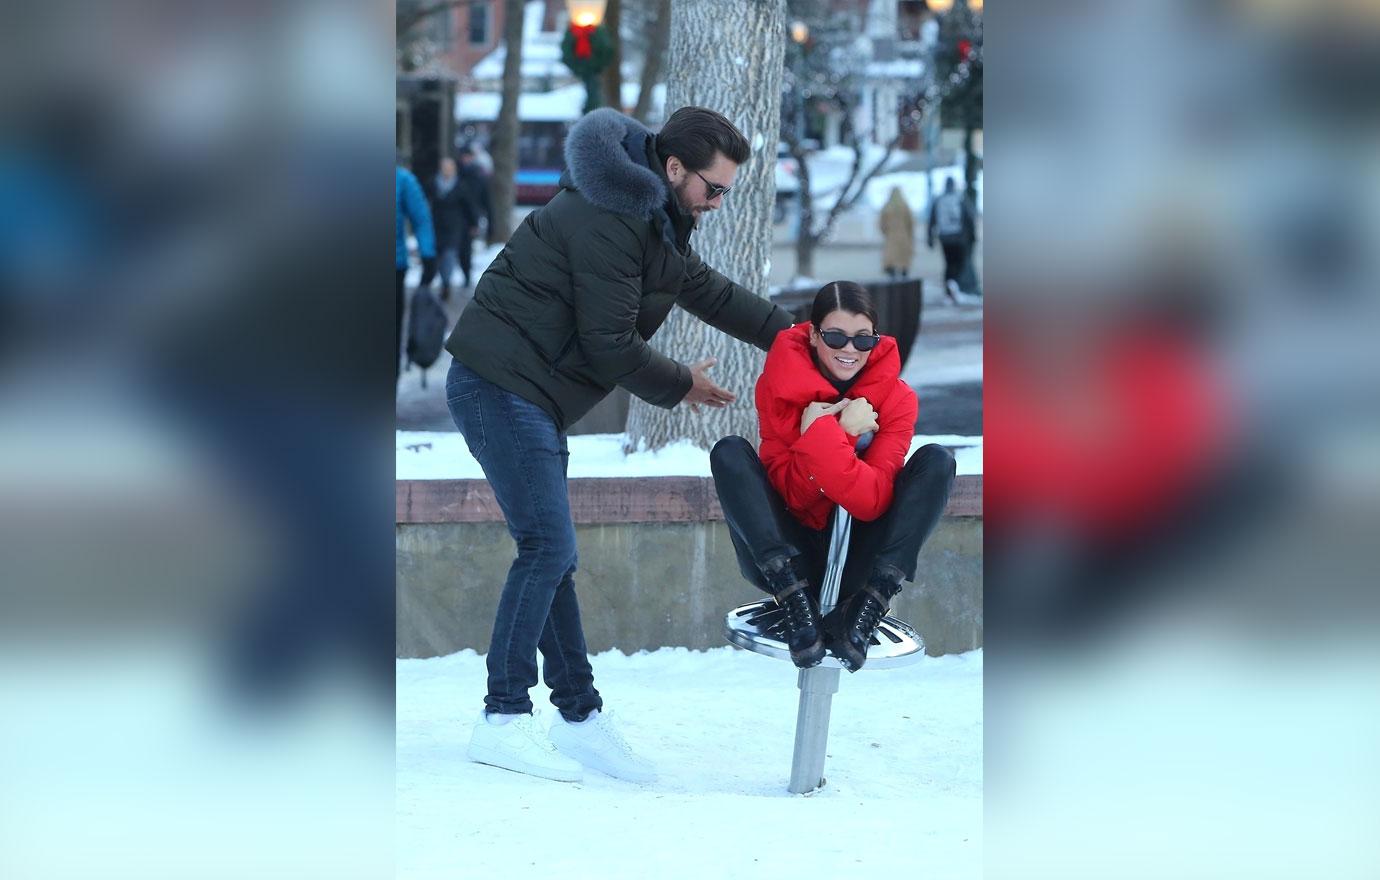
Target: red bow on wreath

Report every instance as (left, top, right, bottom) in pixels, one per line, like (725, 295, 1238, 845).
(571, 23, 596, 60)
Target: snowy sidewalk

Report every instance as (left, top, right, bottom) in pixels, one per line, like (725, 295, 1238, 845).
(396, 647, 983, 878)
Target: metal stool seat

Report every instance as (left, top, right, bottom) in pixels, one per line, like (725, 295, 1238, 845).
(723, 507, 925, 793)
(724, 601, 925, 671)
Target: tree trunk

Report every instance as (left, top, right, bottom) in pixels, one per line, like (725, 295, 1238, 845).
(622, 0, 787, 454)
(631, 0, 671, 123)
(793, 150, 817, 280)
(488, 0, 526, 243)
(600, 0, 624, 112)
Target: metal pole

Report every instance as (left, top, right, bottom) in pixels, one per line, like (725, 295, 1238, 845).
(788, 509, 853, 794)
(582, 71, 603, 114)
(789, 665, 841, 793)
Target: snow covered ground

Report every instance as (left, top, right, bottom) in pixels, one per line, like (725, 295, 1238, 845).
(396, 647, 983, 879)
(784, 147, 982, 217)
(396, 431, 982, 480)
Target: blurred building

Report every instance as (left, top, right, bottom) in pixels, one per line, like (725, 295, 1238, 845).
(397, 75, 459, 195)
(446, 1, 666, 205)
(787, 0, 978, 161)
(409, 0, 552, 85)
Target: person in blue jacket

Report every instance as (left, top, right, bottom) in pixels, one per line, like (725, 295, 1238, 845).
(396, 165, 437, 385)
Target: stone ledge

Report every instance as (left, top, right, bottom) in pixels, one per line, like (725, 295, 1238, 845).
(397, 474, 982, 524)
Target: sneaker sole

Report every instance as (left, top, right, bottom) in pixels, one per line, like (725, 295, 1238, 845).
(467, 743, 582, 782)
(549, 740, 657, 784)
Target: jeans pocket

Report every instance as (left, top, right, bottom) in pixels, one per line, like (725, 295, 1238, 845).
(447, 390, 486, 459)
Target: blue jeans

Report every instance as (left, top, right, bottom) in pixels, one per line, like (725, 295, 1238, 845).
(445, 359, 602, 721)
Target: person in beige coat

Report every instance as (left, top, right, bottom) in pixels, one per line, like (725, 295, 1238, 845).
(879, 187, 915, 280)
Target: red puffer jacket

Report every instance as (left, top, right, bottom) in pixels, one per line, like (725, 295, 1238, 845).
(755, 322, 918, 530)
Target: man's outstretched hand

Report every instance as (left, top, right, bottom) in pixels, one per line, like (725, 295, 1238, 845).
(682, 357, 736, 414)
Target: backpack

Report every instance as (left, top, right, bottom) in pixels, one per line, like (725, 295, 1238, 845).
(934, 192, 966, 239)
(406, 287, 448, 387)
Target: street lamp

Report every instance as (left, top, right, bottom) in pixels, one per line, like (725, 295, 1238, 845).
(788, 20, 810, 146)
(563, 0, 614, 114)
(927, 0, 982, 13)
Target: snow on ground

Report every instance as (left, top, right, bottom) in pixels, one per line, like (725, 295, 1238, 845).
(396, 432, 982, 480)
(405, 241, 505, 290)
(801, 145, 913, 214)
(396, 647, 983, 879)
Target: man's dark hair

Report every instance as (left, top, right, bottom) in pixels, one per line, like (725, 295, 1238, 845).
(811, 281, 878, 331)
(655, 106, 750, 172)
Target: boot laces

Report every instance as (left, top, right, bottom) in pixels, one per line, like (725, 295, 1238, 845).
(854, 595, 887, 640)
(782, 590, 817, 634)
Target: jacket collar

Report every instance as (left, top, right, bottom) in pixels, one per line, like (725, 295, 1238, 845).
(561, 108, 668, 220)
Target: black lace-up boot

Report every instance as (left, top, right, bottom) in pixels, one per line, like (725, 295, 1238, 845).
(762, 557, 826, 668)
(833, 565, 904, 672)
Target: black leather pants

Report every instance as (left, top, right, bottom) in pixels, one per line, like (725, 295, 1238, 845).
(709, 436, 956, 602)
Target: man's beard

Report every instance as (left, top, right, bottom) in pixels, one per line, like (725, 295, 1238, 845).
(673, 177, 706, 228)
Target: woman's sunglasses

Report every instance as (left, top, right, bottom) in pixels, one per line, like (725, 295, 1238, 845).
(818, 328, 881, 352)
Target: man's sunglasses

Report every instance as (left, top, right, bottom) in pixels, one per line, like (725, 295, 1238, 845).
(818, 328, 881, 352)
(693, 169, 732, 200)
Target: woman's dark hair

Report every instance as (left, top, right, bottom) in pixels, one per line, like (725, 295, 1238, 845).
(811, 281, 878, 331)
(655, 106, 751, 172)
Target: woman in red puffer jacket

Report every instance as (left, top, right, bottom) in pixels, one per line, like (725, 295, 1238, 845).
(711, 281, 956, 671)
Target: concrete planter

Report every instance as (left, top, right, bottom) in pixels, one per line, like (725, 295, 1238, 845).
(396, 475, 981, 658)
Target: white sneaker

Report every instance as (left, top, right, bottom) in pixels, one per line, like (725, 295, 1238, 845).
(548, 709, 657, 783)
(946, 279, 962, 303)
(467, 710, 583, 783)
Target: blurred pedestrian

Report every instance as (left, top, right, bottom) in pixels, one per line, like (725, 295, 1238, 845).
(396, 164, 436, 386)
(928, 177, 978, 302)
(467, 138, 494, 177)
(457, 146, 492, 246)
(431, 156, 481, 300)
(879, 186, 915, 280)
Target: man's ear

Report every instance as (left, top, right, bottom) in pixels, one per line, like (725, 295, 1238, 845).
(665, 155, 682, 182)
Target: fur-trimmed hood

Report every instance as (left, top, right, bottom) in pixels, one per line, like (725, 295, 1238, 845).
(562, 108, 669, 219)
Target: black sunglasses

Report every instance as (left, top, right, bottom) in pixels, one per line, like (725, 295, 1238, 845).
(818, 328, 881, 352)
(693, 169, 732, 200)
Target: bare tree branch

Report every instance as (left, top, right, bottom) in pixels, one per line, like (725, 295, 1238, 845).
(786, 49, 979, 279)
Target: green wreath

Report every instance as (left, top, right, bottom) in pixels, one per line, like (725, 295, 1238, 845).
(561, 24, 614, 80)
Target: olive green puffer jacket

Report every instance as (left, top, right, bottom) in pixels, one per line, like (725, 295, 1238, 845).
(444, 108, 792, 430)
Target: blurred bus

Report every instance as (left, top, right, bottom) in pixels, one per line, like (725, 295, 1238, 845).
(456, 83, 665, 206)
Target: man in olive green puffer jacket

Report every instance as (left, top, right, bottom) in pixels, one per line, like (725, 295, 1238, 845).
(446, 106, 793, 783)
